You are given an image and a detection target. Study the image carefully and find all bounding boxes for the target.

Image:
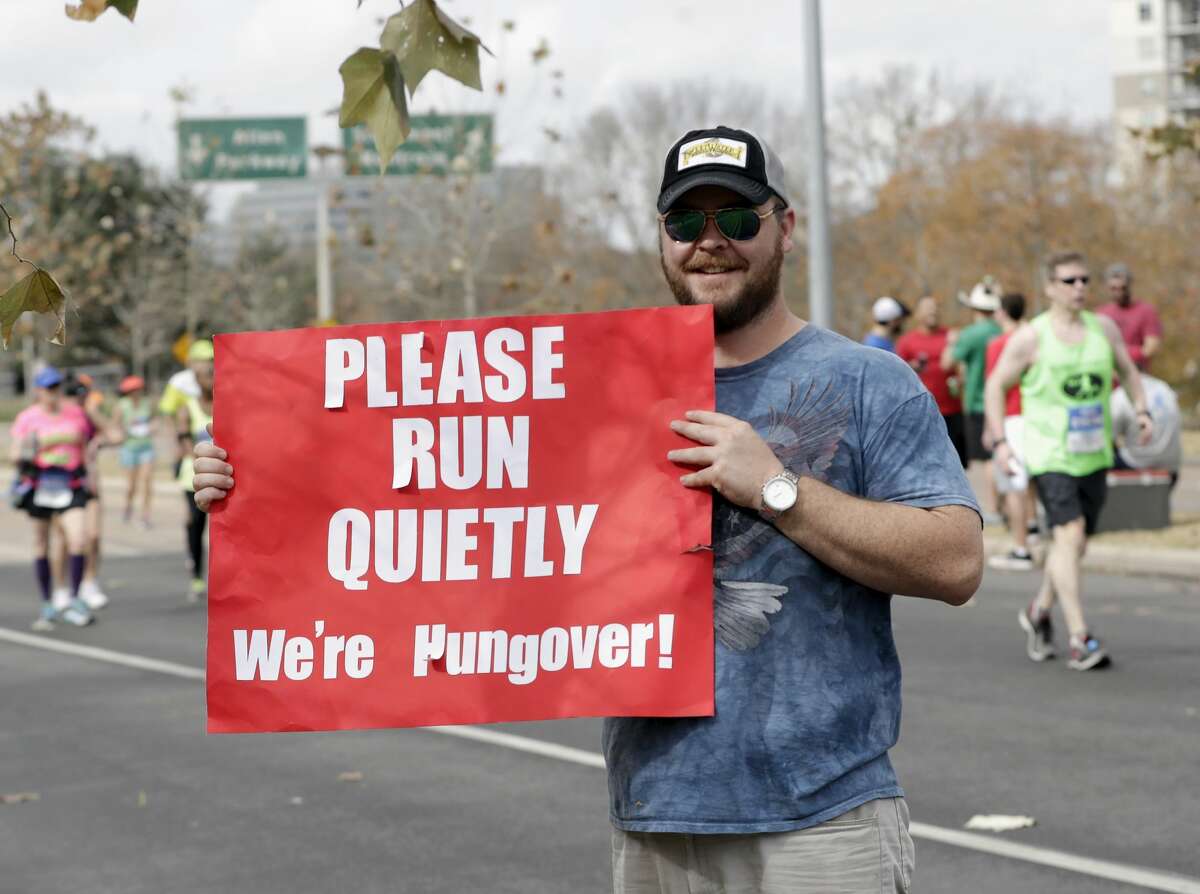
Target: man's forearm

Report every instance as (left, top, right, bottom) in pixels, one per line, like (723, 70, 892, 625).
(983, 380, 1006, 443)
(773, 477, 982, 605)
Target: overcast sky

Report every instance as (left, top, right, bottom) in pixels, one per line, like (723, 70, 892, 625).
(1, 0, 1114, 217)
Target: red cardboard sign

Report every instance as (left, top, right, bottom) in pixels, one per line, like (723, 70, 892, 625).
(206, 306, 715, 732)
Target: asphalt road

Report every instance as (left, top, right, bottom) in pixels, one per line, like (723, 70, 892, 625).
(1, 552, 1198, 894)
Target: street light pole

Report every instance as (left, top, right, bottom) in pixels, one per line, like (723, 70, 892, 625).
(316, 181, 334, 323)
(803, 0, 834, 330)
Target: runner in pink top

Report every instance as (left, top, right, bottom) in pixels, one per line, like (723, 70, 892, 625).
(1095, 263, 1162, 371)
(8, 366, 95, 630)
(12, 402, 90, 473)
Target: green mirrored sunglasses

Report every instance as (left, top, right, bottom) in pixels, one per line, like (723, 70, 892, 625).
(658, 206, 782, 243)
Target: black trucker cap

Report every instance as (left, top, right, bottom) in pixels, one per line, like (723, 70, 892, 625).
(657, 126, 790, 213)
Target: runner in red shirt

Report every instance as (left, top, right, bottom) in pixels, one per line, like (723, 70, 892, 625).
(1095, 263, 1162, 371)
(984, 293, 1037, 570)
(896, 296, 966, 468)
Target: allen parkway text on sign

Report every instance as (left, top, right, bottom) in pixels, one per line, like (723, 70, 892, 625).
(206, 306, 715, 733)
(178, 117, 307, 181)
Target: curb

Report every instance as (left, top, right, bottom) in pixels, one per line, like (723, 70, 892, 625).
(984, 534, 1200, 582)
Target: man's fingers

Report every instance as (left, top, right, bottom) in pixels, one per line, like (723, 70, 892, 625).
(193, 472, 234, 492)
(667, 446, 717, 467)
(193, 487, 226, 513)
(679, 466, 717, 489)
(193, 457, 233, 477)
(683, 409, 735, 426)
(195, 441, 227, 460)
(670, 420, 720, 445)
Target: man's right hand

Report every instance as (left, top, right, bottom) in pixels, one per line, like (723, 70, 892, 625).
(193, 423, 233, 513)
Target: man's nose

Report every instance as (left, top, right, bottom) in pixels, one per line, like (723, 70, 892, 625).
(695, 215, 727, 248)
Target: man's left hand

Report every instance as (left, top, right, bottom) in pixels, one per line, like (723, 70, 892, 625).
(667, 410, 783, 509)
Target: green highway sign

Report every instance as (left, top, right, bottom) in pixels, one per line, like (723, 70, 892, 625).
(342, 114, 494, 176)
(178, 117, 307, 181)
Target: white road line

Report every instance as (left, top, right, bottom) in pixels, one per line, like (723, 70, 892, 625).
(0, 627, 204, 680)
(4, 627, 1199, 894)
(427, 725, 606, 769)
(909, 823, 1200, 894)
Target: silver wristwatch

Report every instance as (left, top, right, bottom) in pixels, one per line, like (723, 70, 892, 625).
(759, 470, 800, 520)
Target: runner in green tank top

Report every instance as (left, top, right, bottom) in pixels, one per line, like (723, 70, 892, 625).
(985, 251, 1152, 671)
(1021, 310, 1114, 478)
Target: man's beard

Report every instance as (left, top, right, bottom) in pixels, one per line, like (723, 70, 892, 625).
(661, 238, 785, 335)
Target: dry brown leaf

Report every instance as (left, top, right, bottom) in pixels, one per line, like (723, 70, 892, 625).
(1, 792, 40, 805)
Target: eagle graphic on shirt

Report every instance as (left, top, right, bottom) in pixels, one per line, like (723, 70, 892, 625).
(713, 380, 852, 651)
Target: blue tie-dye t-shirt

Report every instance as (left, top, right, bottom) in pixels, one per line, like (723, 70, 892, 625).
(603, 325, 980, 834)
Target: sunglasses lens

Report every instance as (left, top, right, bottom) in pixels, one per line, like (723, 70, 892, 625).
(715, 208, 761, 241)
(664, 210, 705, 242)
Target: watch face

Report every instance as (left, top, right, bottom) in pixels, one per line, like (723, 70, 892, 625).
(764, 477, 797, 511)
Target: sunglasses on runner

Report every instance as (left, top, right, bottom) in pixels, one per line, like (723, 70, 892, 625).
(1058, 275, 1090, 286)
(658, 206, 783, 243)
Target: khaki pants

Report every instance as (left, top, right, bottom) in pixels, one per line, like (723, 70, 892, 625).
(612, 797, 914, 894)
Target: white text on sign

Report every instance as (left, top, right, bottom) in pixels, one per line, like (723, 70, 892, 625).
(413, 615, 677, 685)
(233, 621, 374, 681)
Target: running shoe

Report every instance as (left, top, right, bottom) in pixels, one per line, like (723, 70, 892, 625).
(1068, 633, 1110, 671)
(51, 586, 72, 613)
(59, 599, 94, 627)
(989, 549, 1035, 571)
(31, 604, 56, 632)
(79, 579, 109, 610)
(187, 577, 207, 604)
(1017, 603, 1055, 661)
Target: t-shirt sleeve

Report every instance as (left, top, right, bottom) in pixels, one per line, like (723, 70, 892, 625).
(862, 390, 981, 515)
(950, 329, 975, 363)
(159, 384, 182, 415)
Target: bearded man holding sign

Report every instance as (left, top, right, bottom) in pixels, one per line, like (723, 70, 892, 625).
(196, 127, 982, 894)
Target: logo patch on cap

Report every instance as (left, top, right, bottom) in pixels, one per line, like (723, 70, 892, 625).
(677, 137, 748, 171)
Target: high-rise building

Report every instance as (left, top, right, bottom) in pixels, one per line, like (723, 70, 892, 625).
(1111, 0, 1200, 168)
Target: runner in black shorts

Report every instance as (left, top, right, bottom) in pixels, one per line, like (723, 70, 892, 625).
(1033, 470, 1107, 536)
(8, 367, 96, 630)
(986, 251, 1152, 671)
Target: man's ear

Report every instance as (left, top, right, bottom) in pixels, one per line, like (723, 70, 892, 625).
(779, 207, 797, 253)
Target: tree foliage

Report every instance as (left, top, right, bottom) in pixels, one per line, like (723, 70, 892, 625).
(0, 94, 201, 375)
(0, 0, 490, 349)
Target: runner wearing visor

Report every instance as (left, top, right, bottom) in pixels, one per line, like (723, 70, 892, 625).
(9, 366, 95, 630)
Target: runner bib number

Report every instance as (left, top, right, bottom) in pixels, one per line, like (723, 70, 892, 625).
(129, 420, 151, 438)
(1066, 403, 1105, 454)
(33, 475, 74, 509)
